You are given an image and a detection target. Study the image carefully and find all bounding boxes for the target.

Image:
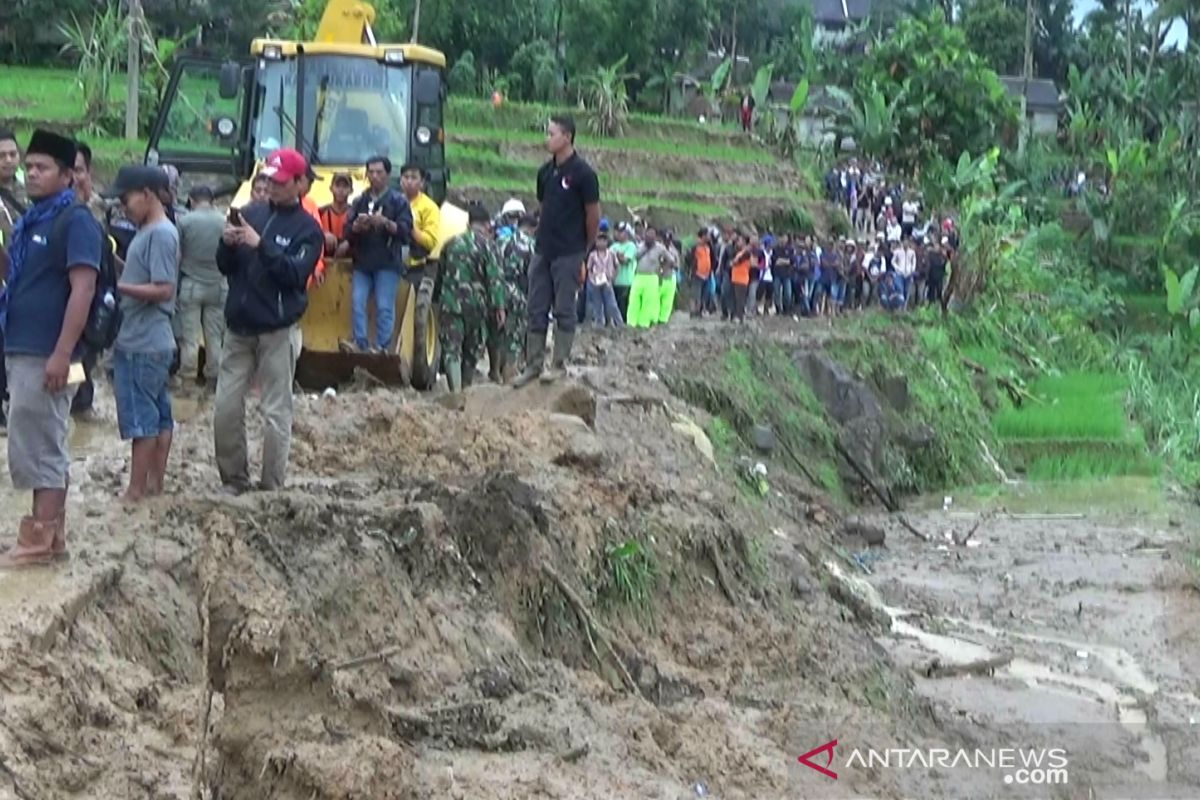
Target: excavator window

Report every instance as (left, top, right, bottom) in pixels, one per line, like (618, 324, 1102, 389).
(253, 55, 412, 166)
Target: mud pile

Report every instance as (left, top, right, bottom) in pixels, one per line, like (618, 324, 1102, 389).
(0, 325, 964, 799)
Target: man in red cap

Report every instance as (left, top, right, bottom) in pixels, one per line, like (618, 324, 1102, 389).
(214, 147, 322, 493)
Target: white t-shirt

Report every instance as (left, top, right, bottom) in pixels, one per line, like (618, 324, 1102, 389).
(902, 200, 918, 224)
(886, 221, 902, 243)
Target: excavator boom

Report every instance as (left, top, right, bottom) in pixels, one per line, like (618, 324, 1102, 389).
(315, 0, 377, 44)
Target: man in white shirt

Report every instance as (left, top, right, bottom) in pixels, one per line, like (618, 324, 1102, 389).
(893, 239, 917, 308)
(901, 197, 919, 239)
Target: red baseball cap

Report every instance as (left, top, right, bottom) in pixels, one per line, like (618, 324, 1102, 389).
(260, 148, 308, 183)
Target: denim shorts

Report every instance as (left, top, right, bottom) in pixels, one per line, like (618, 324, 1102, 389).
(113, 349, 174, 441)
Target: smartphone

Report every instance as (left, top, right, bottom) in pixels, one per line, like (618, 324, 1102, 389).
(227, 207, 243, 225)
(67, 362, 86, 387)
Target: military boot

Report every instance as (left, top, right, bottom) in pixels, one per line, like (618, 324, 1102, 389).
(512, 332, 547, 388)
(540, 329, 575, 384)
(446, 359, 464, 393)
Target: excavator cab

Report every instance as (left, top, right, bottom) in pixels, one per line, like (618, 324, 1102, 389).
(145, 0, 465, 390)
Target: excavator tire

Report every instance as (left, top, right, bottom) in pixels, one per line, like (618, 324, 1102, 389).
(408, 271, 440, 391)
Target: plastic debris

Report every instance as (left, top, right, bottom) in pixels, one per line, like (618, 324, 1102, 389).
(942, 496, 953, 511)
(693, 781, 710, 797)
(322, 387, 337, 399)
(1075, 650, 1089, 660)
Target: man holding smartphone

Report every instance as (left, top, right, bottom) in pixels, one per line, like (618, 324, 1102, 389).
(342, 155, 413, 353)
(214, 147, 322, 493)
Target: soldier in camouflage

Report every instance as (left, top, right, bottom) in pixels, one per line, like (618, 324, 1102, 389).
(491, 213, 534, 382)
(439, 202, 506, 395)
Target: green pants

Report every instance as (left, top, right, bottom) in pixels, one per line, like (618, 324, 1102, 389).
(658, 275, 677, 324)
(627, 273, 661, 328)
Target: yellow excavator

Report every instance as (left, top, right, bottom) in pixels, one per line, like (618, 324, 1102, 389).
(144, 0, 467, 389)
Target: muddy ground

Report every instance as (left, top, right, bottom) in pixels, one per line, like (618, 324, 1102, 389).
(0, 319, 1196, 799)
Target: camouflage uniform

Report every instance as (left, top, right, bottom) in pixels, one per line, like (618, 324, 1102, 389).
(439, 228, 506, 382)
(0, 181, 28, 250)
(497, 230, 533, 369)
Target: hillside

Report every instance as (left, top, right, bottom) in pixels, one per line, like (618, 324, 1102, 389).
(0, 67, 821, 233)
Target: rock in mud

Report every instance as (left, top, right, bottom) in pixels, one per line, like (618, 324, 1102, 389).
(463, 381, 597, 427)
(751, 424, 776, 453)
(473, 665, 524, 700)
(840, 516, 887, 547)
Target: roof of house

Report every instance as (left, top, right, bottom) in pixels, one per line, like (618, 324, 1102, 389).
(1000, 77, 1062, 112)
(813, 0, 872, 26)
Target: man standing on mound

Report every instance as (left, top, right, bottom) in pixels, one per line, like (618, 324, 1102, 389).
(513, 115, 600, 387)
(0, 130, 100, 567)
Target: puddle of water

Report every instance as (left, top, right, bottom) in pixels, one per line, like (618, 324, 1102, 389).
(883, 605, 1169, 782)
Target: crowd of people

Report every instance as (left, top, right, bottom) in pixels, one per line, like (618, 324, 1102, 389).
(0, 112, 962, 569)
(0, 115, 603, 567)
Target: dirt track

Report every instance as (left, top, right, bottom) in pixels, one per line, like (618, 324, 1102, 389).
(0, 321, 1196, 799)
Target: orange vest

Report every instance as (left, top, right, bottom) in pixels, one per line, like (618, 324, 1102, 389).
(302, 194, 325, 287)
(731, 250, 751, 286)
(694, 244, 712, 280)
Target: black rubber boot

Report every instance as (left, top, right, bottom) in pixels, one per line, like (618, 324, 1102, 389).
(512, 332, 547, 389)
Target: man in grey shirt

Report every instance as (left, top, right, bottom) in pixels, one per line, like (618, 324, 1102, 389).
(176, 185, 226, 386)
(106, 165, 179, 503)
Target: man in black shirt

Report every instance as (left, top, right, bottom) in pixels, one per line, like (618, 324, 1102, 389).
(513, 115, 600, 387)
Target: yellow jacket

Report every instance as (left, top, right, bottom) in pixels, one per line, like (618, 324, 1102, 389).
(408, 191, 440, 266)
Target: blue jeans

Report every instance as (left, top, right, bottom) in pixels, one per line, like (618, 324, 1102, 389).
(352, 269, 401, 350)
(830, 279, 846, 307)
(801, 276, 816, 314)
(774, 277, 792, 312)
(113, 349, 174, 441)
(900, 275, 914, 305)
(587, 282, 624, 326)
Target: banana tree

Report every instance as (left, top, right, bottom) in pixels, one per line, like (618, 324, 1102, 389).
(643, 63, 679, 115)
(701, 57, 733, 117)
(582, 55, 637, 137)
(750, 62, 774, 110)
(831, 83, 902, 160)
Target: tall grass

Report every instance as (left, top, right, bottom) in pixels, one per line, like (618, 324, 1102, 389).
(1024, 451, 1161, 481)
(452, 172, 731, 217)
(994, 371, 1129, 441)
(1124, 357, 1200, 484)
(453, 125, 777, 164)
(448, 143, 799, 198)
(447, 96, 741, 140)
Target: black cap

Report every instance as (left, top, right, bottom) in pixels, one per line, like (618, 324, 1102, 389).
(188, 185, 214, 203)
(104, 165, 169, 200)
(26, 129, 76, 167)
(306, 164, 321, 182)
(331, 172, 352, 187)
(467, 202, 490, 224)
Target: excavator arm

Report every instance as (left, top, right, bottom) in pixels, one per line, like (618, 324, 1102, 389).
(315, 0, 378, 44)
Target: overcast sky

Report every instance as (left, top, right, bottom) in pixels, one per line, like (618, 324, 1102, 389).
(1070, 0, 1187, 47)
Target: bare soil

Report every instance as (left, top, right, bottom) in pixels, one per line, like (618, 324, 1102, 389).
(0, 321, 1195, 799)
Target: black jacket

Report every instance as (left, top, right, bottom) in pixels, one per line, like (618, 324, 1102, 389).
(216, 200, 322, 336)
(346, 188, 413, 272)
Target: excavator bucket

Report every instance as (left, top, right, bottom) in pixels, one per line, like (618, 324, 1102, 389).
(295, 200, 469, 390)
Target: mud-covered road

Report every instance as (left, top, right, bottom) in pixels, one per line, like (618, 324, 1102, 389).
(865, 487, 1200, 798)
(0, 323, 1196, 800)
